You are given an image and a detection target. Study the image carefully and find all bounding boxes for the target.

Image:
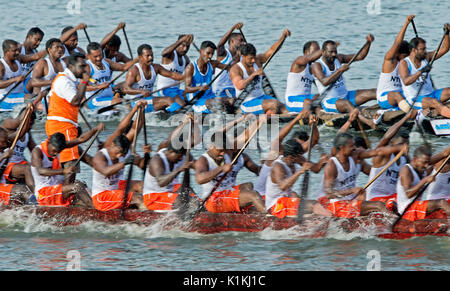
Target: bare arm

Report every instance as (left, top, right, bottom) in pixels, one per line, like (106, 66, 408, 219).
(426, 23, 450, 62)
(217, 23, 243, 58)
(194, 156, 231, 185)
(100, 22, 125, 49)
(92, 151, 126, 177)
(384, 15, 414, 62)
(339, 34, 374, 63)
(257, 29, 291, 64)
(161, 34, 193, 59)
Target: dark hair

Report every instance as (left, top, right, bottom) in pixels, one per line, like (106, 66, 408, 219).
(61, 26, 75, 35)
(137, 44, 152, 56)
(67, 52, 86, 66)
(303, 40, 319, 53)
(399, 40, 410, 55)
(282, 139, 305, 157)
(178, 34, 187, 40)
(292, 131, 309, 142)
(210, 131, 227, 149)
(167, 140, 187, 155)
(355, 136, 368, 149)
(46, 38, 63, 51)
(2, 39, 18, 52)
(106, 34, 121, 48)
(113, 135, 131, 155)
(27, 27, 44, 38)
(322, 40, 336, 50)
(334, 133, 353, 149)
(228, 32, 242, 45)
(413, 145, 432, 158)
(240, 43, 257, 56)
(86, 42, 102, 54)
(49, 132, 67, 152)
(200, 40, 217, 51)
(409, 37, 426, 50)
(0, 127, 7, 136)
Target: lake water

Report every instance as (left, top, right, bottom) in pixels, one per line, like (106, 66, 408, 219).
(0, 0, 449, 272)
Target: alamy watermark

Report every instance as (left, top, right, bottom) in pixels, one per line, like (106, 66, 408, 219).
(366, 250, 381, 271)
(66, 250, 81, 271)
(66, 0, 81, 15)
(367, 0, 381, 15)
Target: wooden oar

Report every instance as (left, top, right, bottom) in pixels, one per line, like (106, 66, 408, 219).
(122, 27, 133, 59)
(411, 19, 437, 90)
(356, 119, 371, 148)
(78, 109, 102, 146)
(83, 28, 91, 44)
(392, 152, 450, 232)
(0, 65, 35, 106)
(297, 119, 317, 224)
(191, 119, 264, 218)
(73, 129, 101, 168)
(96, 81, 183, 114)
(141, 111, 150, 180)
(121, 107, 142, 219)
(310, 40, 370, 110)
(177, 118, 194, 219)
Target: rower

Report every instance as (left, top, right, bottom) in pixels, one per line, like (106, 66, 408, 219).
(376, 15, 414, 113)
(184, 40, 230, 113)
(424, 146, 450, 203)
(0, 127, 32, 206)
(194, 131, 266, 214)
(285, 40, 322, 114)
(0, 39, 44, 110)
(311, 36, 377, 129)
(266, 139, 331, 218)
(121, 44, 185, 113)
(1, 107, 37, 193)
(212, 22, 245, 98)
(60, 23, 88, 57)
(85, 42, 137, 110)
(318, 133, 393, 218)
(30, 126, 103, 208)
(365, 110, 417, 212)
(100, 22, 132, 63)
(45, 52, 90, 183)
(19, 27, 45, 94)
(30, 38, 67, 108)
(155, 34, 193, 101)
(229, 29, 291, 115)
(396, 146, 450, 221)
(398, 24, 450, 118)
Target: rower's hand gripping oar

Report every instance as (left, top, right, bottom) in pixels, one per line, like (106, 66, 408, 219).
(391, 151, 450, 232)
(0, 65, 35, 106)
(122, 26, 133, 59)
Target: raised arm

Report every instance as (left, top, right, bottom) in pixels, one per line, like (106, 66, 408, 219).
(426, 23, 450, 62)
(217, 23, 243, 58)
(384, 15, 415, 62)
(339, 34, 374, 63)
(161, 34, 193, 59)
(257, 29, 291, 64)
(100, 22, 125, 49)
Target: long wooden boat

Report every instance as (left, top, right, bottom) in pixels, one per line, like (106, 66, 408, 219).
(1, 205, 448, 239)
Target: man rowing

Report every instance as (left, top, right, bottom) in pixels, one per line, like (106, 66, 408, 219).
(311, 36, 377, 128)
(396, 146, 450, 221)
(424, 146, 450, 203)
(155, 34, 193, 101)
(85, 42, 137, 109)
(31, 124, 103, 208)
(60, 23, 88, 57)
(184, 41, 230, 113)
(285, 40, 322, 114)
(194, 130, 266, 214)
(212, 22, 245, 98)
(0, 127, 32, 206)
(19, 27, 45, 94)
(45, 52, 90, 183)
(266, 139, 331, 218)
(91, 102, 148, 211)
(376, 15, 414, 113)
(365, 110, 417, 212)
(318, 133, 393, 218)
(100, 22, 132, 63)
(229, 29, 291, 115)
(398, 24, 450, 118)
(121, 44, 185, 113)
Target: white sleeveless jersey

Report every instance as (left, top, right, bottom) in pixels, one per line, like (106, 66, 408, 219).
(285, 63, 314, 97)
(20, 46, 37, 72)
(143, 148, 185, 194)
(366, 155, 407, 199)
(265, 157, 300, 210)
(396, 164, 423, 214)
(401, 57, 434, 103)
(318, 156, 359, 202)
(0, 59, 24, 95)
(156, 50, 186, 89)
(86, 59, 113, 98)
(63, 46, 81, 58)
(254, 161, 274, 196)
(424, 169, 450, 201)
(376, 63, 402, 99)
(30, 145, 65, 194)
(40, 57, 67, 92)
(200, 153, 233, 200)
(314, 58, 348, 99)
(212, 48, 234, 93)
(222, 153, 244, 187)
(235, 62, 265, 101)
(9, 132, 29, 164)
(131, 63, 157, 95)
(92, 148, 125, 196)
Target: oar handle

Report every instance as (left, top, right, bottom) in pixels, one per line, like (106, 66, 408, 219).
(73, 130, 101, 168)
(122, 27, 133, 59)
(81, 69, 128, 107)
(10, 106, 33, 150)
(84, 28, 91, 44)
(411, 19, 419, 38)
(356, 119, 371, 148)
